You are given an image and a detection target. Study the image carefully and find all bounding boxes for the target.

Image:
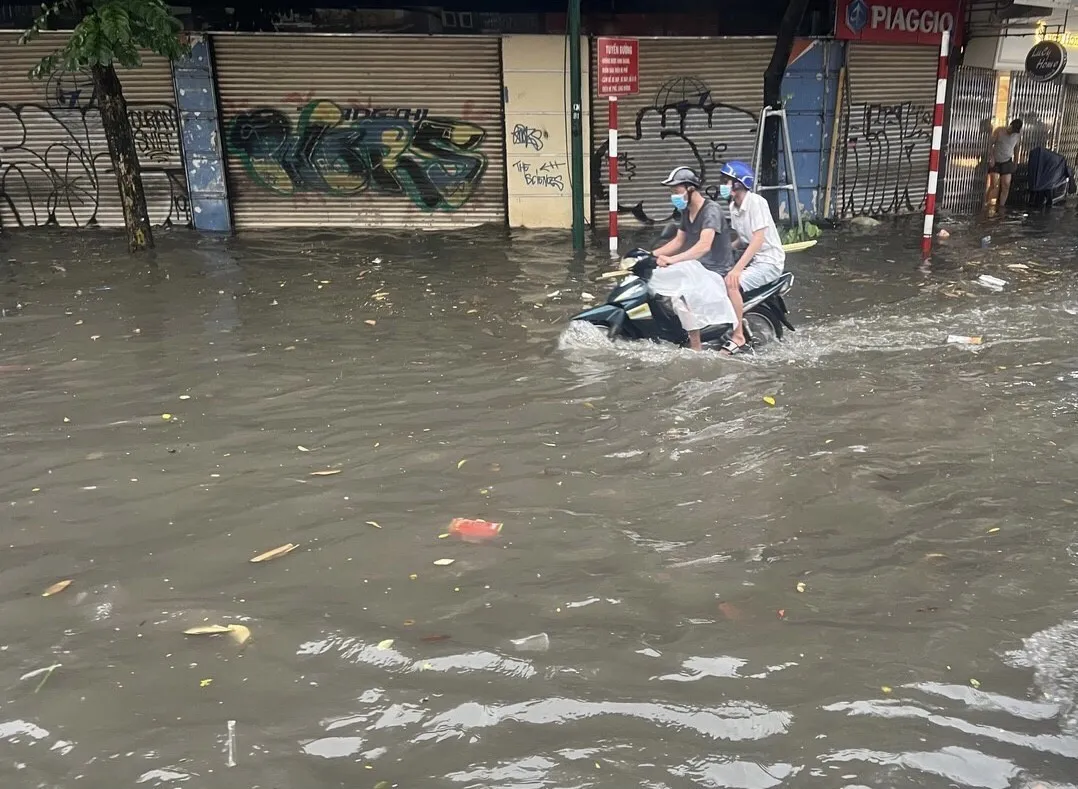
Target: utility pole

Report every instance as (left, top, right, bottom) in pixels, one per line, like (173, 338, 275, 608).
(567, 0, 586, 250)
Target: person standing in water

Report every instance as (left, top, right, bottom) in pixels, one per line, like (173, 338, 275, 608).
(984, 118, 1023, 215)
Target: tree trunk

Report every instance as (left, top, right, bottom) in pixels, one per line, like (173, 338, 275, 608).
(91, 62, 154, 252)
(761, 0, 811, 219)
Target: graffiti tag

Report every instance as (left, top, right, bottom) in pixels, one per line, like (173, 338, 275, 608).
(591, 76, 758, 224)
(511, 124, 544, 151)
(0, 103, 189, 230)
(840, 101, 933, 216)
(227, 100, 487, 211)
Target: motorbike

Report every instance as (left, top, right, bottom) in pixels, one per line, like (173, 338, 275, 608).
(568, 247, 795, 351)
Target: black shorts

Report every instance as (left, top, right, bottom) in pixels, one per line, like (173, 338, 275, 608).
(990, 159, 1016, 176)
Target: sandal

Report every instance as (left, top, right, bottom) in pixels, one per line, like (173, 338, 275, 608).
(718, 340, 752, 357)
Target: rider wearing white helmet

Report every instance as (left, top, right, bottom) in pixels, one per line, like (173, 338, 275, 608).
(718, 160, 786, 354)
(648, 166, 737, 352)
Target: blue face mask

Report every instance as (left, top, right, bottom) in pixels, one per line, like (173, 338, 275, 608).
(671, 194, 688, 211)
(719, 184, 732, 200)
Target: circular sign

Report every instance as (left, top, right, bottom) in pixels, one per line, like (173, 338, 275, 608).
(1026, 40, 1067, 82)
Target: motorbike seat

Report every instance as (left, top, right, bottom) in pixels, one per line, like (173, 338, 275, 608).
(741, 272, 794, 302)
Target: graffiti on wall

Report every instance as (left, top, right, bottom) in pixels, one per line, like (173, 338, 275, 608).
(839, 101, 933, 216)
(227, 99, 488, 211)
(591, 77, 758, 224)
(0, 102, 189, 229)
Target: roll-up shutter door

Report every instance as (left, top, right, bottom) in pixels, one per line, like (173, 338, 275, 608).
(1007, 71, 1063, 200)
(941, 66, 995, 216)
(1057, 82, 1078, 168)
(839, 43, 938, 217)
(213, 34, 506, 230)
(0, 32, 187, 230)
(590, 37, 774, 226)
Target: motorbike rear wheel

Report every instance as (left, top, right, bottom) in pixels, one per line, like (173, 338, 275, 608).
(743, 311, 779, 347)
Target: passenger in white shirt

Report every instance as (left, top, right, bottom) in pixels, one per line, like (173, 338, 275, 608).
(718, 160, 786, 354)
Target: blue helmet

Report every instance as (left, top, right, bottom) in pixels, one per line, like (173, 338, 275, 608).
(719, 160, 755, 191)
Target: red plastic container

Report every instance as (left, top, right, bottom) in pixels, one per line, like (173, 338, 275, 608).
(448, 518, 503, 543)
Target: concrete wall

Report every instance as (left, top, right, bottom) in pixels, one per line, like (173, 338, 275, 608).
(501, 34, 592, 228)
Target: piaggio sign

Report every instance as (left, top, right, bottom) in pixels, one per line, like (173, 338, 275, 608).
(836, 0, 962, 45)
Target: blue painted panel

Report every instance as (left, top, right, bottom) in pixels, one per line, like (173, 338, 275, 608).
(191, 198, 232, 233)
(172, 34, 232, 234)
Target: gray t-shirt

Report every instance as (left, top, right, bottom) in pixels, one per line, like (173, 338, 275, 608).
(993, 129, 1021, 162)
(678, 198, 733, 275)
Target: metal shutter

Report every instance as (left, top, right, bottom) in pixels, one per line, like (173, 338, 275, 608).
(0, 31, 186, 230)
(213, 34, 506, 229)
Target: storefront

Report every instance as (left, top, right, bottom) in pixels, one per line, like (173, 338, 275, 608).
(212, 34, 507, 230)
(588, 37, 774, 227)
(834, 0, 960, 216)
(0, 32, 187, 230)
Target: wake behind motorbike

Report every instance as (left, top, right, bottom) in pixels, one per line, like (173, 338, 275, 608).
(569, 248, 796, 350)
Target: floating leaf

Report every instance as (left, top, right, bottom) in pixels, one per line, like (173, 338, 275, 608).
(403, 619, 416, 626)
(796, 582, 806, 593)
(881, 686, 893, 694)
(970, 678, 981, 688)
(377, 639, 394, 650)
(162, 413, 173, 420)
(457, 459, 467, 469)
(924, 553, 948, 559)
(200, 678, 213, 687)
(437, 533, 450, 539)
(184, 625, 233, 635)
(310, 469, 342, 477)
(763, 396, 776, 407)
(250, 543, 298, 563)
(365, 320, 377, 326)
(986, 527, 1000, 534)
(42, 579, 73, 597)
(297, 445, 310, 452)
(433, 558, 456, 566)
(366, 520, 382, 529)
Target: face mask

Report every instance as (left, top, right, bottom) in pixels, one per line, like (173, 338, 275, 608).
(671, 194, 688, 211)
(719, 184, 732, 200)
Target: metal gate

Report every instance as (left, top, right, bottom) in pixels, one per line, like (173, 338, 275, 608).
(590, 37, 774, 226)
(1057, 81, 1078, 167)
(941, 66, 995, 215)
(1007, 71, 1064, 200)
(838, 43, 939, 217)
(0, 32, 187, 230)
(213, 34, 506, 229)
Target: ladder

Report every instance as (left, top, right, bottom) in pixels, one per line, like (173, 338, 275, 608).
(751, 106, 803, 234)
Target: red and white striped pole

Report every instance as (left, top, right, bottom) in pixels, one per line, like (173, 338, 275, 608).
(608, 95, 619, 257)
(922, 28, 951, 260)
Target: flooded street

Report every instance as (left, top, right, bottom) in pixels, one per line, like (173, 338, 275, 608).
(3, 214, 1078, 788)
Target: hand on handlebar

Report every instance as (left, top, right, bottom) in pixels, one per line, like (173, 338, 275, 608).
(656, 255, 675, 268)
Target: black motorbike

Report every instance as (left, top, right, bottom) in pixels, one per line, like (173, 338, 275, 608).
(568, 247, 795, 350)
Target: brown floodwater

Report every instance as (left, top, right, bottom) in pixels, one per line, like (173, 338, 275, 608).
(1, 213, 1078, 788)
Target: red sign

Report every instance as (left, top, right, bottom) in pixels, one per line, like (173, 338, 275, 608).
(597, 37, 639, 97)
(835, 0, 962, 45)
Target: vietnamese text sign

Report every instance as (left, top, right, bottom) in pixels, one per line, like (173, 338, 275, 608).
(597, 37, 639, 97)
(836, 0, 962, 45)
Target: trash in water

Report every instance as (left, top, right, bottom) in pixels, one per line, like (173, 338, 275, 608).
(42, 579, 73, 597)
(937, 228, 950, 239)
(977, 274, 1007, 291)
(448, 518, 503, 542)
(946, 335, 983, 346)
(980, 235, 992, 247)
(510, 633, 550, 652)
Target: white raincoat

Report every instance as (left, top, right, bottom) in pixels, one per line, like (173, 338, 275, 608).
(647, 261, 737, 332)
